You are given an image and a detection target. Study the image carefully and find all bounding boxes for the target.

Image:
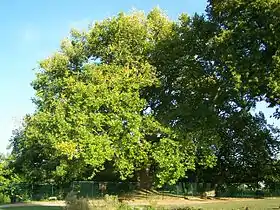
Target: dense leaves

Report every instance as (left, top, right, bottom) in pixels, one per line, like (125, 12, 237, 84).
(207, 0, 280, 108)
(8, 1, 280, 189)
(10, 9, 197, 187)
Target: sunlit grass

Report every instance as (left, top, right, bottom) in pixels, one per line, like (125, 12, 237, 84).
(188, 197, 280, 210)
(0, 206, 62, 210)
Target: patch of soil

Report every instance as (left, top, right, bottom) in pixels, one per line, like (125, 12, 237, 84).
(122, 197, 257, 207)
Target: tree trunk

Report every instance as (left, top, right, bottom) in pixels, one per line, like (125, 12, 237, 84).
(139, 167, 153, 189)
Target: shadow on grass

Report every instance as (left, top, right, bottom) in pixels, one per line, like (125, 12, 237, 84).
(0, 202, 63, 210)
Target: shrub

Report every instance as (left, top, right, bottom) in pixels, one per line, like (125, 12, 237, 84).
(63, 192, 201, 210)
(64, 197, 91, 210)
(0, 193, 10, 204)
(64, 192, 132, 210)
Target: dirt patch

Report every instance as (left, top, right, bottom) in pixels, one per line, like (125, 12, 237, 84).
(122, 197, 258, 207)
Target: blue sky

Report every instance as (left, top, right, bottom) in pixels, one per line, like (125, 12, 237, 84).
(0, 0, 278, 154)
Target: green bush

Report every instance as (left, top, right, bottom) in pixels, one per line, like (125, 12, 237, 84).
(0, 193, 10, 204)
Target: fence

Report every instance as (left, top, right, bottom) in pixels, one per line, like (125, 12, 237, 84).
(159, 182, 214, 196)
(72, 181, 139, 198)
(159, 182, 280, 197)
(4, 181, 280, 202)
(68, 182, 280, 198)
(4, 183, 72, 201)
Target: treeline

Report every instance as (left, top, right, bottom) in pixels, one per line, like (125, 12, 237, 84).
(3, 0, 280, 190)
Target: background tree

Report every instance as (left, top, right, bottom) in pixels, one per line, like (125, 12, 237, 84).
(0, 154, 22, 203)
(150, 4, 280, 185)
(207, 0, 280, 111)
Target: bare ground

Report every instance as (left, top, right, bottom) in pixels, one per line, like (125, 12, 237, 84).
(122, 197, 258, 207)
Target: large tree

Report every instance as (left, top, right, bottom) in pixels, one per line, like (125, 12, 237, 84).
(207, 0, 280, 111)
(11, 9, 202, 188)
(149, 2, 280, 185)
(10, 1, 280, 189)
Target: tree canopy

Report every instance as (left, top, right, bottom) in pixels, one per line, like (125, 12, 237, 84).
(8, 1, 280, 189)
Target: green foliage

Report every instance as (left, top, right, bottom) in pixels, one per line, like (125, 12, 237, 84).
(0, 154, 23, 203)
(207, 0, 280, 109)
(150, 1, 280, 184)
(9, 1, 280, 189)
(0, 193, 10, 204)
(0, 155, 9, 188)
(10, 9, 196, 187)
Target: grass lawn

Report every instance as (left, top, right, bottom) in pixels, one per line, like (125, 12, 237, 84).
(1, 198, 280, 210)
(0, 207, 62, 210)
(188, 197, 280, 210)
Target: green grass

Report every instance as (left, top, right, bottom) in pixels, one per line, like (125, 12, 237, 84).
(187, 197, 280, 210)
(1, 198, 280, 210)
(0, 207, 62, 210)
